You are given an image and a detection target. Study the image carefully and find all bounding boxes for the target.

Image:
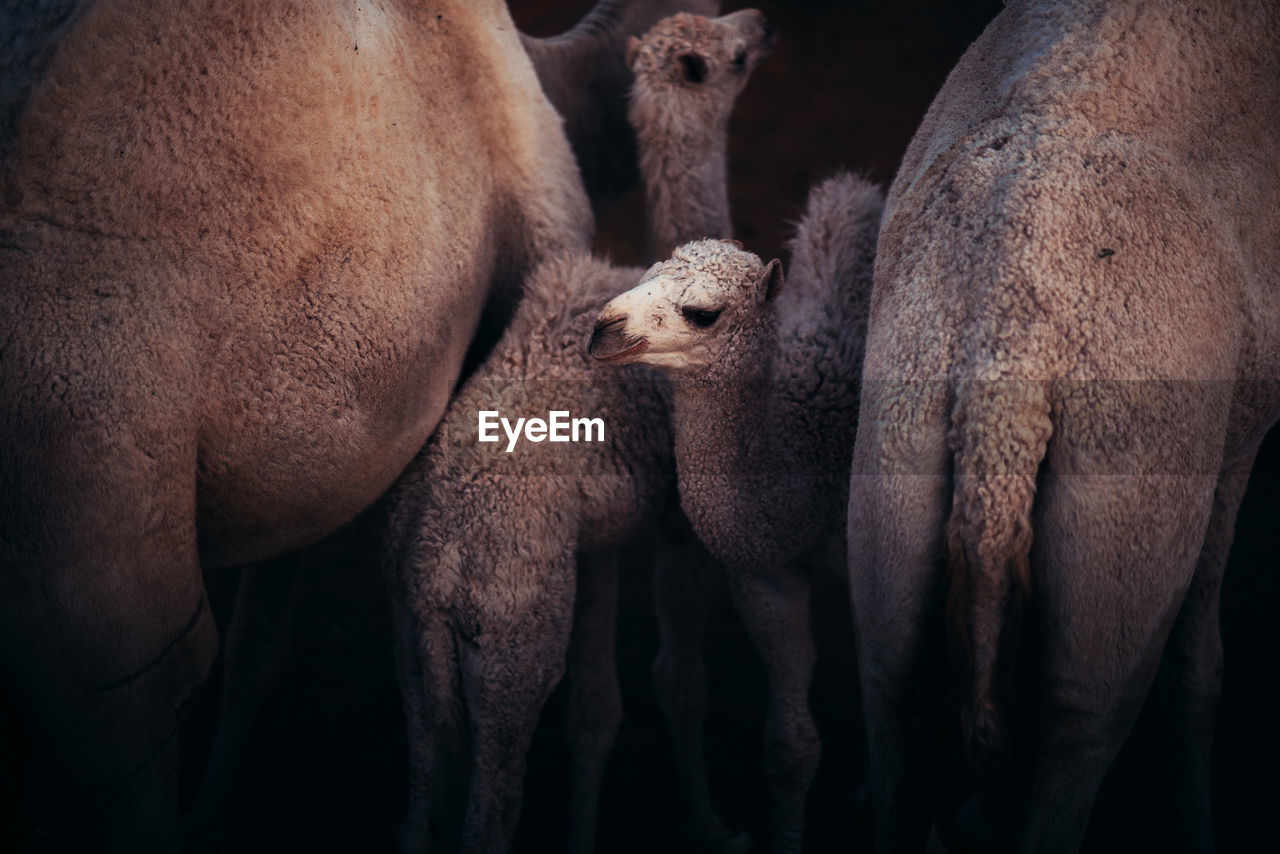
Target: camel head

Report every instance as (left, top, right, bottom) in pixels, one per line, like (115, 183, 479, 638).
(627, 9, 775, 133)
(589, 239, 783, 372)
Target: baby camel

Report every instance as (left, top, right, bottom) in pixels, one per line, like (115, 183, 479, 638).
(627, 9, 775, 260)
(382, 10, 772, 854)
(589, 174, 884, 854)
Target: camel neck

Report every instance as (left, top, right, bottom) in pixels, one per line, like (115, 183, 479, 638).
(668, 320, 807, 568)
(639, 126, 731, 262)
(669, 318, 776, 501)
(668, 316, 836, 569)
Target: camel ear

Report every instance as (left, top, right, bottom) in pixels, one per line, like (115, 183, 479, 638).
(626, 36, 641, 69)
(762, 258, 784, 302)
(678, 52, 708, 84)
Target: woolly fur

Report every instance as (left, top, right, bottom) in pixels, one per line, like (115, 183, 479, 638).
(521, 0, 721, 208)
(593, 172, 882, 854)
(635, 173, 884, 573)
(381, 251, 674, 850)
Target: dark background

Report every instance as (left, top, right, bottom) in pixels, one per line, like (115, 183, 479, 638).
(8, 2, 1275, 852)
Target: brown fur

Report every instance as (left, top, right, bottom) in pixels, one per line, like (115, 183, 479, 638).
(850, 1, 1280, 850)
(0, 1, 595, 848)
(177, 0, 723, 842)
(383, 252, 671, 854)
(944, 379, 1048, 779)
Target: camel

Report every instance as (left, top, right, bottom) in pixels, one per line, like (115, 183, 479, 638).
(0, 0, 709, 849)
(383, 253, 669, 854)
(521, 0, 721, 209)
(379, 11, 772, 852)
(625, 9, 774, 262)
(848, 1, 1280, 851)
(589, 170, 883, 853)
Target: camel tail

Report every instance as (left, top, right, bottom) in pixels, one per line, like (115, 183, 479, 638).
(945, 376, 1052, 780)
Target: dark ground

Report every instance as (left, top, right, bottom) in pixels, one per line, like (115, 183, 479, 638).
(7, 1, 1276, 852)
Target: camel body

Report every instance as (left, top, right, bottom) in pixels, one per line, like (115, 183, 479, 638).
(2, 0, 591, 561)
(592, 172, 883, 853)
(850, 1, 1280, 850)
(0, 0, 599, 848)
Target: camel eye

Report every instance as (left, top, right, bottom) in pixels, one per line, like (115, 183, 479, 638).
(679, 52, 708, 84)
(731, 48, 748, 71)
(682, 306, 722, 328)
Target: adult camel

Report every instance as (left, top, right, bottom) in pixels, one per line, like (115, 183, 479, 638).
(0, 0, 709, 849)
(849, 1, 1279, 850)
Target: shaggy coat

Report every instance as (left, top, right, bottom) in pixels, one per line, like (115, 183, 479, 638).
(673, 175, 882, 572)
(384, 252, 671, 854)
(627, 10, 774, 261)
(522, 0, 721, 209)
(849, 1, 1280, 851)
(590, 172, 883, 854)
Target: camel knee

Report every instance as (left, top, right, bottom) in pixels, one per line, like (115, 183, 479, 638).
(103, 595, 220, 782)
(92, 593, 219, 697)
(9, 592, 218, 852)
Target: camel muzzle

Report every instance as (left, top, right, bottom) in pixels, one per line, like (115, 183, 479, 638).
(588, 315, 647, 363)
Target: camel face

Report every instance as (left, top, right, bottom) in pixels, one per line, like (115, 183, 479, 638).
(627, 9, 775, 121)
(589, 239, 782, 371)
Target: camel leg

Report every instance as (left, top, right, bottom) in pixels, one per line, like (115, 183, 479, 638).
(849, 467, 950, 854)
(1014, 471, 1220, 854)
(383, 512, 473, 854)
(457, 550, 577, 854)
(0, 434, 219, 852)
(652, 521, 747, 853)
(1152, 452, 1255, 854)
(725, 565, 820, 854)
(390, 584, 466, 854)
(566, 550, 622, 854)
(186, 559, 300, 844)
(391, 591, 432, 854)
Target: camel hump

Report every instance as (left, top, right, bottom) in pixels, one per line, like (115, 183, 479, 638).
(6, 0, 590, 257)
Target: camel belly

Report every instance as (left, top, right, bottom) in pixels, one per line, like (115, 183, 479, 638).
(195, 375, 450, 568)
(194, 239, 491, 568)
